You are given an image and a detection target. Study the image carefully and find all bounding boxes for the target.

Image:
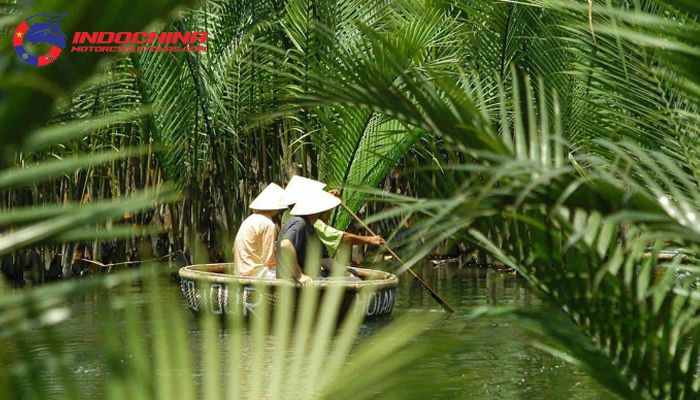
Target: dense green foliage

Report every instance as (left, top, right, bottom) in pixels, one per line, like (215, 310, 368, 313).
(314, 1, 700, 398)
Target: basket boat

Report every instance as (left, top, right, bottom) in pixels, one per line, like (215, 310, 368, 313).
(178, 264, 398, 320)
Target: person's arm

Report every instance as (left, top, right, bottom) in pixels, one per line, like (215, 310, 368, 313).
(323, 190, 385, 248)
(280, 239, 312, 286)
(341, 232, 385, 246)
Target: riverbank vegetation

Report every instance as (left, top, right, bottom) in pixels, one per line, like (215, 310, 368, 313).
(2, 0, 700, 398)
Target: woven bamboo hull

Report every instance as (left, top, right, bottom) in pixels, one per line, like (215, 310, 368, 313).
(178, 264, 398, 319)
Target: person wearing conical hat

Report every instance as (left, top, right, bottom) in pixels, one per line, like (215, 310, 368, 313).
(280, 175, 326, 225)
(282, 175, 385, 260)
(233, 183, 287, 278)
(276, 188, 341, 284)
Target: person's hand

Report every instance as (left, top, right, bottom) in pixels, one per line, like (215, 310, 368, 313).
(328, 189, 341, 198)
(298, 274, 313, 286)
(368, 235, 386, 246)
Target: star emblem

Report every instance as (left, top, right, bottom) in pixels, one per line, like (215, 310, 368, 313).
(16, 31, 23, 38)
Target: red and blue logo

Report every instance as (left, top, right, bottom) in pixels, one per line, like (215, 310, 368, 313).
(13, 13, 68, 67)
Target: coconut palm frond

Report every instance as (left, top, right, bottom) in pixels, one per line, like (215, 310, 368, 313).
(538, 1, 696, 164)
(287, 2, 700, 397)
(324, 112, 422, 229)
(467, 207, 700, 399)
(380, 78, 700, 398)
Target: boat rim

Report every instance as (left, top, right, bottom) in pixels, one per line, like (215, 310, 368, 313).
(178, 263, 399, 290)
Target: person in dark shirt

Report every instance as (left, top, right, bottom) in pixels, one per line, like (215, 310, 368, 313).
(276, 189, 341, 285)
(281, 176, 385, 260)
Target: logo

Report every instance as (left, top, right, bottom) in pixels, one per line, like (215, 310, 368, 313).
(71, 31, 207, 54)
(13, 13, 68, 67)
(11, 13, 208, 67)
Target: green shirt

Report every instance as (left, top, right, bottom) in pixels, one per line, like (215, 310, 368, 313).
(281, 210, 344, 257)
(313, 219, 344, 257)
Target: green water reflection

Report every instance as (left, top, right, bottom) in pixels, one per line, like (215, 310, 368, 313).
(370, 265, 618, 399)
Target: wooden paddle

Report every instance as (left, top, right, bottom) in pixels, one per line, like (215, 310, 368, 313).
(340, 202, 455, 314)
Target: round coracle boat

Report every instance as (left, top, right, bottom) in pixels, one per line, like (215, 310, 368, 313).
(178, 264, 398, 320)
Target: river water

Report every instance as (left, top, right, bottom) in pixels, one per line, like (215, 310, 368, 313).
(374, 264, 617, 399)
(6, 262, 618, 399)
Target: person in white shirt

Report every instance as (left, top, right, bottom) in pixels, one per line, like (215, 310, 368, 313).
(233, 183, 287, 278)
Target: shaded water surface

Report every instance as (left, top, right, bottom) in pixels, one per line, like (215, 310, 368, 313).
(7, 264, 617, 399)
(373, 265, 617, 399)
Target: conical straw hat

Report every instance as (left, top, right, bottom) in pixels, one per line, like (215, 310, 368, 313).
(249, 183, 287, 210)
(290, 188, 341, 216)
(283, 175, 327, 206)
